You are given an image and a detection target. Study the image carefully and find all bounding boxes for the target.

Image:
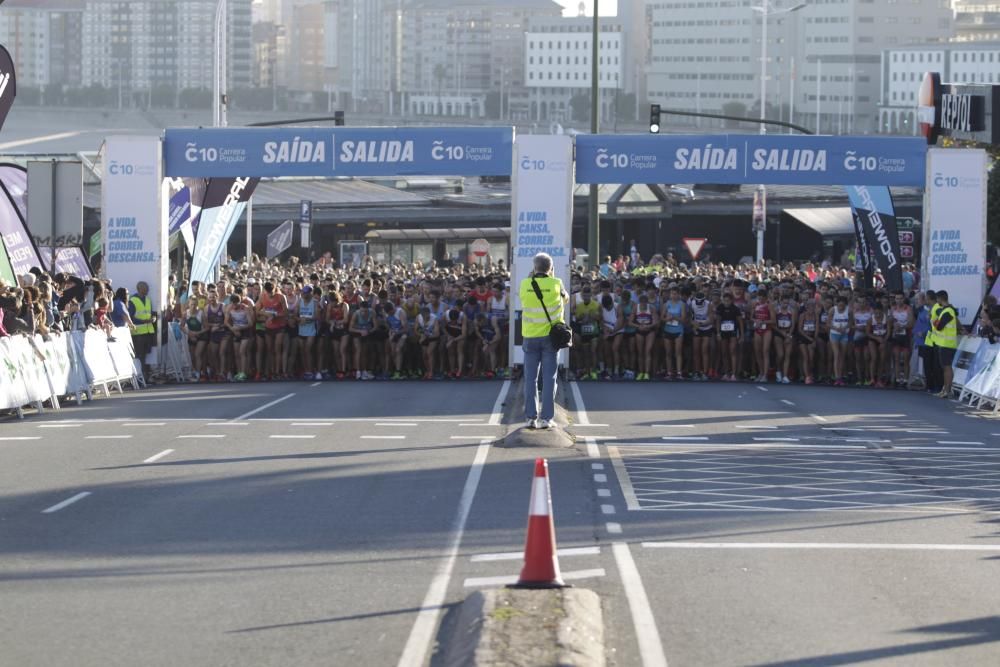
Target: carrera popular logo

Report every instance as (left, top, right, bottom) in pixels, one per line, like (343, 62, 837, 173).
(108, 160, 154, 177)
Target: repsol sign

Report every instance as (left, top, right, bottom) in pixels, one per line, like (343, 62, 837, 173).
(940, 94, 985, 133)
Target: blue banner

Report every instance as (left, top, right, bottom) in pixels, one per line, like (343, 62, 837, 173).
(164, 127, 514, 178)
(167, 186, 191, 235)
(574, 134, 927, 186)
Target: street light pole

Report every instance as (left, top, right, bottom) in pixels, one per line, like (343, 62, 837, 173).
(212, 0, 228, 128)
(588, 0, 600, 270)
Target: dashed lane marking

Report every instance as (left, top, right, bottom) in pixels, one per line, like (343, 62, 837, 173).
(208, 422, 248, 427)
(653, 424, 695, 428)
(176, 435, 226, 439)
(642, 542, 1000, 552)
(37, 424, 82, 428)
(606, 522, 623, 534)
(291, 422, 334, 427)
(752, 437, 800, 442)
(613, 543, 669, 667)
(0, 436, 41, 441)
(85, 435, 132, 440)
(592, 463, 605, 470)
(376, 423, 417, 427)
(662, 436, 708, 441)
(594, 474, 608, 483)
(463, 568, 606, 588)
(120, 422, 166, 427)
(601, 504, 617, 515)
(143, 449, 174, 463)
(598, 489, 612, 497)
(269, 435, 316, 439)
(470, 546, 600, 562)
(757, 386, 769, 392)
(310, 382, 321, 387)
(937, 441, 985, 446)
(735, 425, 778, 430)
(781, 399, 795, 406)
(41, 492, 91, 514)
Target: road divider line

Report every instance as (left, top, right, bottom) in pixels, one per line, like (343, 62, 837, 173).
(463, 568, 606, 588)
(397, 439, 492, 667)
(594, 474, 608, 483)
(41, 492, 91, 514)
(653, 424, 695, 428)
(937, 441, 985, 446)
(471, 546, 601, 562)
(0, 436, 41, 441)
(37, 424, 82, 428)
(143, 449, 174, 463)
(601, 504, 617, 515)
(606, 522, 622, 534)
(86, 435, 132, 440)
(376, 422, 417, 427)
(757, 386, 768, 392)
(233, 392, 295, 421)
(292, 422, 334, 427)
(569, 381, 590, 425)
(120, 422, 166, 427)
(781, 399, 795, 406)
(488, 379, 512, 426)
(310, 382, 321, 387)
(598, 489, 612, 497)
(752, 437, 800, 442)
(612, 543, 669, 667)
(176, 435, 226, 439)
(208, 422, 248, 427)
(592, 463, 605, 470)
(641, 541, 1000, 552)
(270, 435, 316, 439)
(609, 446, 640, 510)
(735, 425, 778, 429)
(662, 436, 709, 441)
(585, 437, 600, 459)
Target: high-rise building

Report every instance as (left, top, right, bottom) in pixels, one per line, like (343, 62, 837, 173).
(0, 0, 84, 90)
(646, 0, 953, 135)
(81, 0, 252, 101)
(954, 2, 1000, 42)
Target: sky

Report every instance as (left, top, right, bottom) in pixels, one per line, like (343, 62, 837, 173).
(557, 0, 620, 17)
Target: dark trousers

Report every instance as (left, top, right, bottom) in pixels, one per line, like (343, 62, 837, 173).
(133, 333, 155, 376)
(920, 345, 941, 392)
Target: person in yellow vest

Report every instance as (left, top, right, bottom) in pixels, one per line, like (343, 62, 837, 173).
(931, 290, 959, 398)
(519, 252, 568, 430)
(128, 281, 156, 380)
(923, 293, 942, 393)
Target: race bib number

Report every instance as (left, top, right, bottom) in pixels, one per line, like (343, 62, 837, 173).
(721, 321, 735, 332)
(778, 317, 792, 329)
(803, 322, 816, 332)
(668, 319, 679, 327)
(581, 323, 598, 336)
(756, 321, 768, 331)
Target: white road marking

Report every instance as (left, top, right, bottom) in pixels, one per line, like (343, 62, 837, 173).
(653, 424, 695, 428)
(573, 423, 610, 427)
(606, 522, 623, 534)
(780, 399, 795, 406)
(41, 492, 91, 514)
(85, 435, 132, 440)
(735, 425, 777, 430)
(0, 436, 41, 441)
(844, 438, 891, 443)
(362, 435, 406, 440)
(601, 504, 617, 515)
(598, 489, 612, 498)
(270, 435, 316, 439)
(291, 422, 334, 427)
(208, 422, 249, 427)
(757, 386, 768, 392)
(463, 568, 606, 588)
(397, 439, 492, 667)
(176, 435, 226, 439)
(905, 430, 948, 434)
(609, 446, 640, 510)
(488, 379, 512, 426)
(589, 435, 618, 439)
(613, 542, 669, 667)
(120, 422, 166, 427)
(310, 382, 322, 387)
(569, 381, 590, 425)
(459, 423, 491, 427)
(937, 441, 985, 446)
(642, 541, 1000, 552)
(451, 436, 495, 440)
(37, 424, 82, 429)
(592, 463, 605, 470)
(585, 437, 600, 459)
(810, 414, 828, 422)
(470, 546, 601, 562)
(752, 437, 800, 442)
(143, 449, 174, 463)
(662, 436, 709, 441)
(376, 422, 417, 427)
(594, 474, 608, 483)
(233, 392, 296, 421)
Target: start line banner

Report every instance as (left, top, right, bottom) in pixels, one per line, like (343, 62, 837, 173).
(574, 134, 927, 186)
(163, 127, 514, 178)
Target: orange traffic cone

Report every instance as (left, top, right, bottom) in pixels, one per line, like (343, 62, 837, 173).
(509, 458, 568, 589)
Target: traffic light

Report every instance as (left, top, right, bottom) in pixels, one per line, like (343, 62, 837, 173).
(334, 110, 345, 126)
(649, 104, 661, 134)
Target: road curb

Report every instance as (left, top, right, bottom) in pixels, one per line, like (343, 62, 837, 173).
(502, 378, 575, 448)
(442, 587, 605, 667)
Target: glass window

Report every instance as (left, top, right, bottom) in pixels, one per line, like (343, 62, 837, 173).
(446, 241, 469, 265)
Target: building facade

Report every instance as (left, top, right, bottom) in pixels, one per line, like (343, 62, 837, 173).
(646, 0, 952, 135)
(0, 0, 84, 91)
(879, 40, 1000, 133)
(954, 2, 1000, 42)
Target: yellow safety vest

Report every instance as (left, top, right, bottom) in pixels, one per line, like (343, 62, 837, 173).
(925, 303, 941, 347)
(934, 305, 958, 349)
(519, 275, 565, 339)
(130, 295, 154, 335)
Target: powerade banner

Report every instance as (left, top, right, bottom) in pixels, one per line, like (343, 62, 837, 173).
(188, 176, 259, 284)
(850, 204, 874, 289)
(846, 185, 903, 293)
(0, 45, 16, 133)
(163, 127, 514, 178)
(574, 134, 927, 186)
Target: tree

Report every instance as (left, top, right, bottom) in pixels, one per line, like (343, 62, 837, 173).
(570, 93, 590, 122)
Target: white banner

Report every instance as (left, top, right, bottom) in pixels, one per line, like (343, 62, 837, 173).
(924, 148, 988, 326)
(102, 136, 167, 312)
(509, 135, 574, 365)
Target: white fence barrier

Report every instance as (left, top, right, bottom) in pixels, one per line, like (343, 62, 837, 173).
(954, 336, 1000, 412)
(0, 327, 140, 417)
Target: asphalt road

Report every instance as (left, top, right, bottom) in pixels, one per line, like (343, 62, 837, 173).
(3, 378, 999, 666)
(566, 380, 1000, 667)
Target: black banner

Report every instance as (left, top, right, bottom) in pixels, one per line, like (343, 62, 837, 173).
(847, 186, 904, 293)
(0, 45, 16, 134)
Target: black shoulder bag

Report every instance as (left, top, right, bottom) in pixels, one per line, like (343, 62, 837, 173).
(530, 277, 573, 350)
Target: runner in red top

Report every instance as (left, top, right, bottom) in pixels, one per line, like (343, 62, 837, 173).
(752, 289, 775, 383)
(257, 281, 289, 378)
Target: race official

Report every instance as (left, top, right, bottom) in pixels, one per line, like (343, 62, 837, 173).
(932, 290, 959, 398)
(519, 252, 568, 430)
(128, 281, 156, 380)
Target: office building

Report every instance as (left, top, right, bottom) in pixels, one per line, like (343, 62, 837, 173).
(0, 0, 84, 90)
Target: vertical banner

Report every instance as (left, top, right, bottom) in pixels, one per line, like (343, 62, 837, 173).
(924, 148, 988, 325)
(0, 45, 17, 133)
(509, 135, 574, 365)
(846, 185, 903, 292)
(0, 163, 43, 277)
(188, 177, 259, 284)
(102, 136, 167, 312)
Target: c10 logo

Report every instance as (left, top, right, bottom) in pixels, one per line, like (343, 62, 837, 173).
(520, 157, 546, 171)
(933, 173, 959, 188)
(108, 161, 138, 176)
(184, 143, 218, 162)
(431, 141, 464, 160)
(843, 151, 877, 171)
(595, 149, 628, 168)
